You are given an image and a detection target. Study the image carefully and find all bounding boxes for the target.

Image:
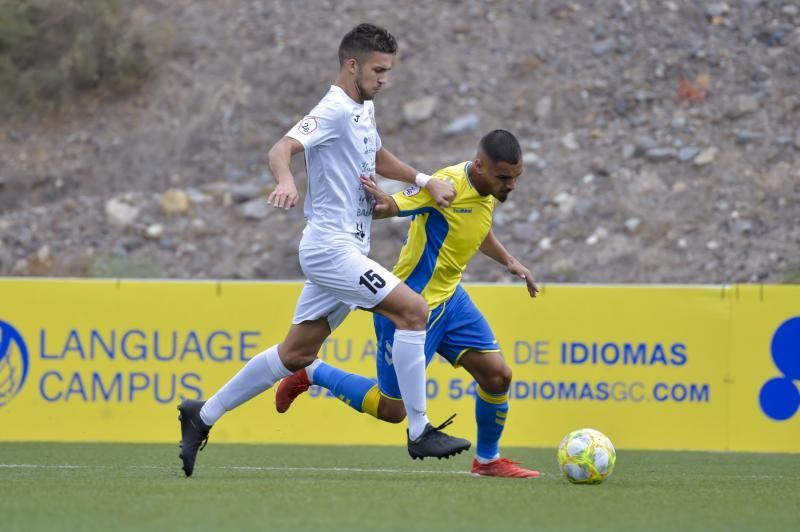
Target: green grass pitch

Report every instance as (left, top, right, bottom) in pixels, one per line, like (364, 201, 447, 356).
(1, 443, 798, 531)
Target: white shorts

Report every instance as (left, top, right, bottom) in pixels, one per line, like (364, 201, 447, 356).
(292, 240, 401, 331)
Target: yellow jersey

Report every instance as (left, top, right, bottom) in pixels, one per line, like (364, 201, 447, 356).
(392, 162, 496, 309)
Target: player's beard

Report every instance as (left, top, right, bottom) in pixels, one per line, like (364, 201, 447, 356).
(355, 73, 375, 101)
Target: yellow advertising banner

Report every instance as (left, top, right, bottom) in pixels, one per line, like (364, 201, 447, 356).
(0, 279, 798, 452)
(728, 284, 800, 452)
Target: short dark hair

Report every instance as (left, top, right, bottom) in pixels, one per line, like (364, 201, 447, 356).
(479, 129, 522, 164)
(338, 23, 398, 66)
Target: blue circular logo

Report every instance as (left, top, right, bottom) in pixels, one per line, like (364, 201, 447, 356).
(0, 320, 29, 407)
(771, 317, 800, 380)
(760, 317, 800, 421)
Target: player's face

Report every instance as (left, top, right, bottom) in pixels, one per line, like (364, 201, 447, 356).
(475, 158, 523, 203)
(354, 52, 393, 100)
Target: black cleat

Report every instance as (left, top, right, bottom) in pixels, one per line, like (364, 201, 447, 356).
(178, 400, 212, 477)
(407, 414, 471, 460)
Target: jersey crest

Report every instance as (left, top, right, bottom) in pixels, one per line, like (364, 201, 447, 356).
(403, 185, 421, 197)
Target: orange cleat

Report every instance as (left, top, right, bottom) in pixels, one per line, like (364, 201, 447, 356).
(275, 370, 310, 413)
(471, 458, 541, 479)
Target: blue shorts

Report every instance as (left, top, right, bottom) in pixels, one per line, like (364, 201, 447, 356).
(375, 284, 500, 400)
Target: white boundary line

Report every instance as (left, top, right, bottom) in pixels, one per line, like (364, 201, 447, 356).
(0, 463, 473, 475)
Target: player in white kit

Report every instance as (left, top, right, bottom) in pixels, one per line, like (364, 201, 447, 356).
(177, 23, 470, 476)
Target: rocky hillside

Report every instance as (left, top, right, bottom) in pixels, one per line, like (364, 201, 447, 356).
(1, 0, 798, 284)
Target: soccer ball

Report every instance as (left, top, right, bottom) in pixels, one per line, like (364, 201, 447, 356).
(557, 428, 616, 484)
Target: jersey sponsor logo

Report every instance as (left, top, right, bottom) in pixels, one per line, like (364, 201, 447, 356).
(297, 117, 318, 135)
(452, 208, 473, 213)
(353, 113, 361, 123)
(363, 136, 376, 156)
(403, 185, 421, 197)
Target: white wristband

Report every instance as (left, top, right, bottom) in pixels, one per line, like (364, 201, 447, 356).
(415, 173, 432, 188)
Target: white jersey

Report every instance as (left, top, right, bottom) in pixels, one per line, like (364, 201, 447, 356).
(286, 85, 382, 255)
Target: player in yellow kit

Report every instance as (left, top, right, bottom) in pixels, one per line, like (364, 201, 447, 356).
(276, 130, 540, 477)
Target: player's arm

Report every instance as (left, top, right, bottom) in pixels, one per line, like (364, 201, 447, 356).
(375, 147, 456, 208)
(267, 136, 304, 210)
(272, 103, 343, 210)
(359, 176, 399, 219)
(480, 229, 539, 298)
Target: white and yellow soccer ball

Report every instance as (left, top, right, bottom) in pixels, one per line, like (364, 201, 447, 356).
(557, 428, 616, 484)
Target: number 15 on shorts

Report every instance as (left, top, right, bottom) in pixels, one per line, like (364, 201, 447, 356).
(359, 269, 386, 294)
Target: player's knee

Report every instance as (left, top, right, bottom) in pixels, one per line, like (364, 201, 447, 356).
(378, 400, 406, 424)
(397, 295, 428, 331)
(482, 364, 512, 394)
(285, 353, 317, 372)
(278, 343, 318, 372)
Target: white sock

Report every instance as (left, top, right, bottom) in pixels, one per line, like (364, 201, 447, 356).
(476, 453, 500, 464)
(306, 359, 322, 384)
(199, 345, 292, 425)
(392, 329, 430, 440)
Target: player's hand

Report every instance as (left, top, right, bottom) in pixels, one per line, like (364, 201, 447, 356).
(425, 178, 456, 208)
(267, 180, 299, 210)
(359, 175, 394, 216)
(507, 258, 539, 298)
